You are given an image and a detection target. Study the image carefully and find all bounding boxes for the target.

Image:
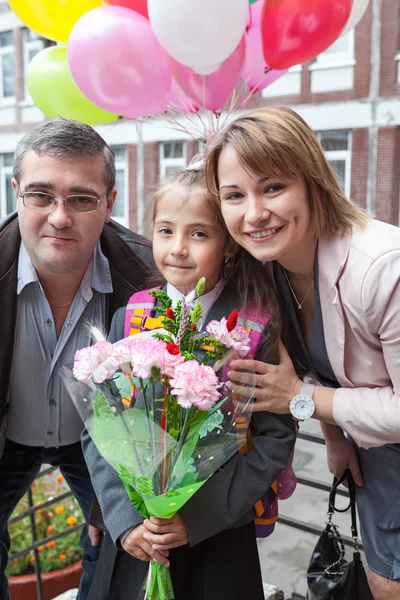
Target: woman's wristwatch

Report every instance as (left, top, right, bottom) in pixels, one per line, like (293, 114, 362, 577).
(289, 382, 315, 421)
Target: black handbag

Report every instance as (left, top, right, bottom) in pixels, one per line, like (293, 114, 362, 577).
(306, 470, 374, 600)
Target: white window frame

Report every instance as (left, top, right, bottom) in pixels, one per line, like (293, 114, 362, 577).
(159, 141, 187, 179)
(0, 154, 15, 217)
(23, 28, 44, 102)
(321, 131, 352, 198)
(0, 30, 15, 105)
(310, 30, 355, 70)
(395, 53, 400, 84)
(112, 146, 129, 228)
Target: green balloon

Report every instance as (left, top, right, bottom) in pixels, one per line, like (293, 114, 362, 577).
(249, 0, 259, 4)
(27, 46, 118, 126)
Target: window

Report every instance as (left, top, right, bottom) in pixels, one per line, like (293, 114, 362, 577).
(112, 146, 128, 227)
(0, 31, 15, 102)
(23, 29, 44, 100)
(0, 153, 15, 217)
(320, 131, 352, 197)
(315, 30, 354, 66)
(160, 141, 187, 178)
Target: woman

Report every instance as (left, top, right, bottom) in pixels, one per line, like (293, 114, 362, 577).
(204, 106, 400, 600)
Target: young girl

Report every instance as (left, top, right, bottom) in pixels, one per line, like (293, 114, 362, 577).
(85, 167, 296, 600)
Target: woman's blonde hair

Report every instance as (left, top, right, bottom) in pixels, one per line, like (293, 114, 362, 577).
(204, 106, 368, 238)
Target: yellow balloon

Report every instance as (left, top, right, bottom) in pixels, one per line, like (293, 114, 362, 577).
(9, 0, 102, 43)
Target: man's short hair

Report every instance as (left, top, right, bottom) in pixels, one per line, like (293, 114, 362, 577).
(13, 118, 116, 191)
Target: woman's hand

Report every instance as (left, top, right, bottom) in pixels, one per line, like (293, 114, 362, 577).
(122, 523, 170, 566)
(143, 514, 189, 551)
(324, 428, 364, 488)
(227, 342, 302, 413)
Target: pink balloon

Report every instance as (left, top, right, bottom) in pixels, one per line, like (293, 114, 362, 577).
(242, 26, 288, 92)
(68, 6, 172, 118)
(168, 79, 199, 114)
(172, 36, 246, 113)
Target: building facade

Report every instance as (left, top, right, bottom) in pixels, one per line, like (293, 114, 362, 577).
(0, 0, 399, 237)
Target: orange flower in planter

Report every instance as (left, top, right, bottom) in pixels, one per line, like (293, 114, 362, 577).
(46, 541, 56, 549)
(56, 475, 64, 483)
(59, 554, 66, 561)
(67, 517, 77, 526)
(55, 506, 65, 515)
(38, 545, 44, 551)
(46, 525, 56, 536)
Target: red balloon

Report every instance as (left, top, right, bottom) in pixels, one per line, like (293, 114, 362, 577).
(261, 0, 353, 70)
(105, 0, 148, 19)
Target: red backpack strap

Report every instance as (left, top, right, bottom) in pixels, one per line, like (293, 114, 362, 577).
(123, 286, 163, 338)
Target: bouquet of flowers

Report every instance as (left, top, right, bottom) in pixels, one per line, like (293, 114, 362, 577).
(62, 279, 255, 600)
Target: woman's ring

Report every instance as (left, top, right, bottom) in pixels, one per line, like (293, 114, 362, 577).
(257, 376, 263, 388)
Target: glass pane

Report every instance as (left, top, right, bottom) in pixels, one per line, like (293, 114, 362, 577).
(329, 160, 346, 191)
(165, 166, 182, 176)
(28, 47, 41, 63)
(324, 32, 350, 54)
(172, 142, 184, 158)
(2, 54, 15, 97)
(6, 174, 15, 214)
(113, 146, 126, 161)
(163, 143, 172, 159)
(3, 153, 13, 167)
(113, 168, 125, 217)
(24, 28, 41, 43)
(0, 31, 12, 48)
(321, 131, 349, 151)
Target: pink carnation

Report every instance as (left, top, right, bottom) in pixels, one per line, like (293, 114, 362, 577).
(169, 360, 220, 411)
(206, 319, 251, 358)
(128, 337, 167, 379)
(73, 341, 120, 384)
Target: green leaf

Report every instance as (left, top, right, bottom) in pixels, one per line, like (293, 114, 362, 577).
(190, 301, 203, 325)
(199, 410, 224, 438)
(165, 490, 181, 498)
(93, 391, 114, 420)
(116, 463, 134, 487)
(135, 476, 154, 497)
(113, 373, 131, 398)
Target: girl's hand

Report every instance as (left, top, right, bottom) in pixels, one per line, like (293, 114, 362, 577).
(122, 523, 170, 566)
(143, 514, 189, 550)
(324, 430, 364, 488)
(227, 342, 302, 414)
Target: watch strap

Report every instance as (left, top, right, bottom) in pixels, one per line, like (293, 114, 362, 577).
(300, 382, 315, 398)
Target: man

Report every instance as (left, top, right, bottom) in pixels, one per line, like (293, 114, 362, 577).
(0, 118, 153, 600)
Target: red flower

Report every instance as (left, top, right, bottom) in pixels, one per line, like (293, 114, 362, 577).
(189, 324, 197, 331)
(226, 309, 239, 332)
(166, 308, 175, 320)
(166, 343, 180, 356)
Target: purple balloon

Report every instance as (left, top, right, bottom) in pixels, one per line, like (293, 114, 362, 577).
(172, 36, 246, 113)
(68, 6, 172, 119)
(242, 26, 288, 93)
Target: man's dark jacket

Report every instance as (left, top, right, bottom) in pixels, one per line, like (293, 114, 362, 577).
(0, 212, 154, 456)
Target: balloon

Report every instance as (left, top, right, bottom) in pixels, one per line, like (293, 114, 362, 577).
(8, 0, 101, 43)
(27, 47, 118, 125)
(148, 0, 248, 75)
(243, 27, 288, 92)
(68, 7, 172, 119)
(168, 80, 199, 114)
(249, 0, 259, 4)
(104, 0, 148, 19)
(261, 0, 353, 70)
(342, 0, 369, 35)
(172, 37, 246, 112)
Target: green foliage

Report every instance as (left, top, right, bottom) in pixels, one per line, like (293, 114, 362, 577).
(150, 289, 172, 308)
(117, 463, 134, 487)
(199, 410, 224, 438)
(113, 373, 132, 399)
(135, 476, 154, 497)
(6, 474, 83, 577)
(93, 390, 115, 420)
(190, 302, 203, 325)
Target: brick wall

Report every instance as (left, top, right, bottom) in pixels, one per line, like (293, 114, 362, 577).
(350, 129, 369, 210)
(375, 127, 400, 224)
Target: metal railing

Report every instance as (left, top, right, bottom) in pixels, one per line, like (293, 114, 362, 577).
(278, 430, 363, 551)
(8, 466, 84, 600)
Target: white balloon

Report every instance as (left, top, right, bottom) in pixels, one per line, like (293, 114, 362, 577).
(342, 0, 370, 35)
(148, 0, 248, 75)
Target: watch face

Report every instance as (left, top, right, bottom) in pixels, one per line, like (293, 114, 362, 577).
(290, 394, 315, 420)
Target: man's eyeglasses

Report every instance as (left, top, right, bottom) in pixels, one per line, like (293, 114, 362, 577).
(19, 191, 109, 214)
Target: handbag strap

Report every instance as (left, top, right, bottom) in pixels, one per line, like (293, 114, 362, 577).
(328, 469, 360, 552)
